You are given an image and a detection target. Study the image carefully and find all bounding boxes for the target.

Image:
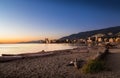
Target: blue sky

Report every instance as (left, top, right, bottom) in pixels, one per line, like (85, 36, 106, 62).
(0, 0, 120, 42)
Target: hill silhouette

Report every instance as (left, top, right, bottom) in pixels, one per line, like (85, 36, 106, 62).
(60, 26, 120, 40)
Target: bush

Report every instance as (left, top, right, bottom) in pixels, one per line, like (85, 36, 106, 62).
(81, 60, 105, 74)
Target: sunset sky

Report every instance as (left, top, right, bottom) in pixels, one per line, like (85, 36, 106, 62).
(0, 0, 120, 43)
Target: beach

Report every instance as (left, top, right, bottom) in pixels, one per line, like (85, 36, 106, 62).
(1, 0, 120, 78)
(0, 46, 120, 78)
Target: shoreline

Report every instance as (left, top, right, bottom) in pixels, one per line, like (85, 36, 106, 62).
(0, 47, 89, 62)
(0, 43, 79, 57)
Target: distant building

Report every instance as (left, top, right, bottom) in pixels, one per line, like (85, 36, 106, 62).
(108, 32, 113, 36)
(109, 38, 114, 43)
(98, 37, 102, 42)
(66, 39, 69, 43)
(51, 40, 57, 43)
(45, 38, 50, 43)
(87, 37, 93, 46)
(115, 37, 120, 43)
(116, 32, 120, 37)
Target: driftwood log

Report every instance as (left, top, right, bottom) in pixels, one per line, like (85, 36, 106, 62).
(0, 56, 23, 62)
(0, 52, 55, 62)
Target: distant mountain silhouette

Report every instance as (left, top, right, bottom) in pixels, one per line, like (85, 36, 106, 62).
(60, 26, 120, 40)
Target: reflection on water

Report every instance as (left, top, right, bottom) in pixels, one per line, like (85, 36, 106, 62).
(0, 44, 77, 56)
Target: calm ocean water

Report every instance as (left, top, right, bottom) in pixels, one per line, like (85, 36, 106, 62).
(0, 43, 78, 56)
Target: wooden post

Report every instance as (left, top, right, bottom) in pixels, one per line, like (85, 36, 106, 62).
(74, 58, 79, 69)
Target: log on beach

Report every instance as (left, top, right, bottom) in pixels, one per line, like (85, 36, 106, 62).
(0, 52, 55, 62)
(22, 52, 55, 58)
(2, 54, 18, 56)
(0, 56, 23, 62)
(71, 49, 89, 53)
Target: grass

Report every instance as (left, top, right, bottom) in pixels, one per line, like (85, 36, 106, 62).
(81, 59, 105, 74)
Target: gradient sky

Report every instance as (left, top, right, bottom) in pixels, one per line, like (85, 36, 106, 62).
(0, 0, 120, 43)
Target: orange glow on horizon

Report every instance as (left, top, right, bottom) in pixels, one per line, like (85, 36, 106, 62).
(0, 36, 58, 43)
(0, 37, 40, 43)
(0, 39, 28, 43)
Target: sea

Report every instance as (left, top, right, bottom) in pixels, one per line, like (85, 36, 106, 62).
(0, 43, 78, 56)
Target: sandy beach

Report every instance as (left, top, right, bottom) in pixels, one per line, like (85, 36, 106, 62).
(0, 46, 120, 78)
